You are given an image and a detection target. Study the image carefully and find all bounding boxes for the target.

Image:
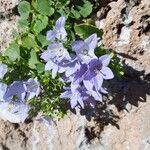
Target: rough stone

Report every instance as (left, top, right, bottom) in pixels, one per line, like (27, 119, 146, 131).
(97, 0, 150, 74)
(90, 97, 150, 150)
(0, 0, 19, 52)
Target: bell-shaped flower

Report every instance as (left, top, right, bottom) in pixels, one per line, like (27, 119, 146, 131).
(41, 42, 71, 79)
(3, 81, 27, 104)
(72, 34, 98, 63)
(0, 63, 7, 79)
(73, 63, 88, 84)
(46, 16, 67, 42)
(60, 86, 88, 109)
(58, 54, 81, 82)
(25, 78, 40, 100)
(83, 80, 102, 102)
(84, 55, 114, 91)
(0, 102, 29, 123)
(41, 42, 70, 62)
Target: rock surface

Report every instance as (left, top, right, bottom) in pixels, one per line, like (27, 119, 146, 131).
(97, 0, 150, 74)
(0, 0, 19, 52)
(0, 0, 150, 150)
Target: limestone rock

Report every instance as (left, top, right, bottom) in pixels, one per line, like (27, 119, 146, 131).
(97, 0, 150, 74)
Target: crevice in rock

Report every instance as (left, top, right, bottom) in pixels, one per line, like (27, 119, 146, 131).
(1, 144, 10, 150)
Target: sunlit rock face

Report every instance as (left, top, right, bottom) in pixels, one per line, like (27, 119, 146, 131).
(0, 0, 19, 52)
(96, 0, 150, 74)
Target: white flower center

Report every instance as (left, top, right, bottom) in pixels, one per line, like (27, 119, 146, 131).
(81, 49, 88, 55)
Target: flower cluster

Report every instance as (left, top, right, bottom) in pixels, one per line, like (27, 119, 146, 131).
(41, 16, 114, 109)
(0, 63, 40, 123)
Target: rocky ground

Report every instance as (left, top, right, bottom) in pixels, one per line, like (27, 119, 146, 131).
(0, 0, 150, 150)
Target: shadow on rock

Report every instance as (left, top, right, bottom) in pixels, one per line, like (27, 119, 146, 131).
(109, 65, 150, 111)
(67, 63, 150, 143)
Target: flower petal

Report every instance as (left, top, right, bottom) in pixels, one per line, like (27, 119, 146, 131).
(41, 50, 51, 61)
(83, 80, 93, 91)
(91, 91, 102, 102)
(100, 87, 108, 94)
(0, 102, 29, 123)
(0, 64, 8, 79)
(99, 54, 111, 66)
(45, 60, 54, 71)
(70, 97, 77, 109)
(85, 34, 98, 54)
(71, 83, 78, 93)
(55, 16, 66, 29)
(51, 64, 59, 79)
(84, 71, 95, 80)
(74, 64, 87, 83)
(25, 78, 40, 100)
(93, 74, 103, 91)
(60, 90, 72, 99)
(46, 30, 56, 41)
(78, 97, 84, 109)
(0, 83, 7, 101)
(3, 81, 26, 103)
(101, 66, 114, 79)
(72, 40, 88, 54)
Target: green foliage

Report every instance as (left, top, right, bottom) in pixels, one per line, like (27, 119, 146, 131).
(18, 18, 29, 31)
(33, 0, 54, 16)
(36, 63, 45, 73)
(22, 34, 38, 49)
(70, 0, 93, 19)
(5, 42, 20, 61)
(71, 8, 80, 19)
(18, 1, 30, 19)
(29, 72, 66, 118)
(110, 52, 124, 79)
(74, 24, 103, 38)
(77, 0, 93, 18)
(32, 15, 48, 34)
(28, 49, 39, 69)
(37, 34, 48, 48)
(2, 0, 124, 120)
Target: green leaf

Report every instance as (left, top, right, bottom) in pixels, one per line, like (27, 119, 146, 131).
(36, 63, 45, 73)
(74, 24, 103, 39)
(33, 0, 54, 16)
(57, 0, 70, 6)
(32, 15, 48, 33)
(22, 34, 38, 49)
(37, 34, 48, 48)
(109, 52, 124, 79)
(28, 49, 39, 69)
(71, 7, 80, 19)
(18, 18, 29, 30)
(5, 42, 20, 61)
(18, 1, 30, 19)
(78, 0, 92, 18)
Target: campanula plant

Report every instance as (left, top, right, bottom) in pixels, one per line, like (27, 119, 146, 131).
(0, 0, 123, 123)
(41, 16, 114, 109)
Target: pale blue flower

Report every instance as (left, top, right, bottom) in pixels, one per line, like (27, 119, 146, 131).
(0, 83, 7, 101)
(41, 42, 71, 79)
(0, 102, 29, 123)
(0, 63, 7, 79)
(58, 54, 80, 82)
(72, 34, 98, 63)
(3, 81, 27, 104)
(84, 55, 114, 91)
(25, 78, 40, 100)
(41, 42, 70, 62)
(46, 16, 67, 42)
(60, 86, 87, 108)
